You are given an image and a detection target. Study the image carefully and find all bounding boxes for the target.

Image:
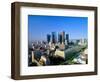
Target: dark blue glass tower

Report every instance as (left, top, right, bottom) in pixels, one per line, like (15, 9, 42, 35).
(58, 33, 62, 44)
(52, 32, 57, 44)
(66, 34, 69, 44)
(47, 34, 51, 43)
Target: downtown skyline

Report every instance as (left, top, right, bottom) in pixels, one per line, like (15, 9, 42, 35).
(28, 15, 88, 43)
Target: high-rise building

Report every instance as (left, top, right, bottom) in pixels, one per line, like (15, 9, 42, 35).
(52, 32, 57, 44)
(58, 33, 62, 44)
(47, 34, 51, 43)
(61, 31, 65, 44)
(65, 34, 69, 45)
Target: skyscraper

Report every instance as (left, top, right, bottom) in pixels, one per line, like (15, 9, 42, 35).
(52, 32, 57, 44)
(65, 34, 69, 45)
(61, 31, 65, 44)
(47, 34, 51, 43)
(58, 33, 62, 44)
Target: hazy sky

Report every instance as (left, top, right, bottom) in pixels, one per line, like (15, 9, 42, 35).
(28, 15, 88, 42)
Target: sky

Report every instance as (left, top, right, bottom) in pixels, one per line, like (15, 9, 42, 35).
(28, 15, 88, 43)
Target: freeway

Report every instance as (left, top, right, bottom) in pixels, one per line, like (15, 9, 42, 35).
(63, 45, 87, 64)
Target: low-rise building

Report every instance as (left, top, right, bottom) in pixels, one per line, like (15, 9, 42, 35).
(54, 49, 65, 59)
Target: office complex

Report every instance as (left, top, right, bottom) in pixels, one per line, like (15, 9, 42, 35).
(47, 31, 69, 45)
